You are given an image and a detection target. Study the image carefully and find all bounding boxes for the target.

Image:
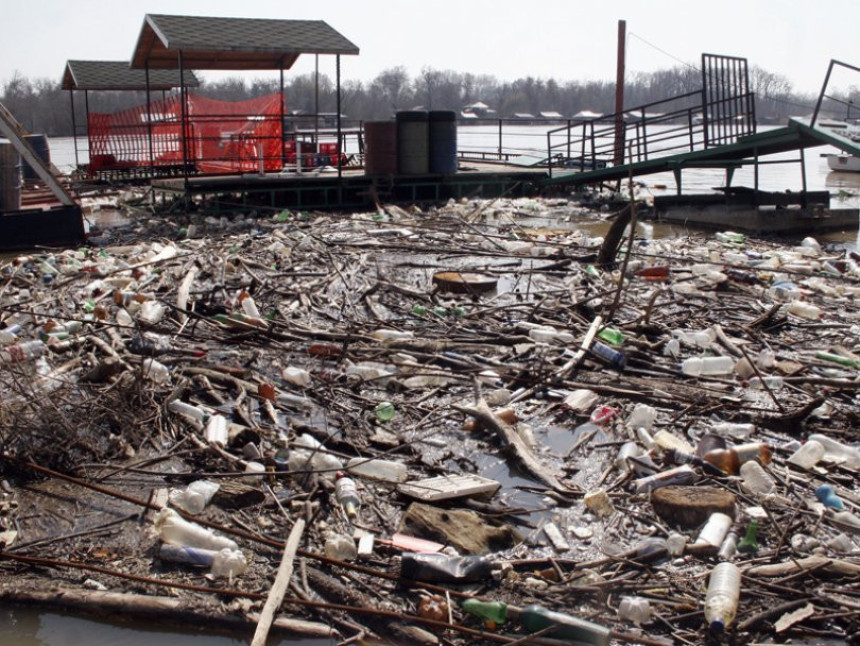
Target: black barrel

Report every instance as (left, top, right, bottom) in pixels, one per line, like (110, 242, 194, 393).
(396, 111, 429, 175)
(22, 134, 50, 181)
(0, 142, 20, 212)
(364, 121, 398, 175)
(428, 111, 458, 174)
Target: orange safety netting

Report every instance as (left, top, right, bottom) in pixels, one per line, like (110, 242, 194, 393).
(87, 92, 284, 175)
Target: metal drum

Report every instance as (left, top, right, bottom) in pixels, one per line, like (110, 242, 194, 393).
(0, 142, 21, 212)
(364, 121, 398, 175)
(22, 134, 50, 181)
(428, 111, 457, 174)
(396, 111, 429, 175)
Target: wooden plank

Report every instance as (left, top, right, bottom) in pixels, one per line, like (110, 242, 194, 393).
(397, 473, 501, 503)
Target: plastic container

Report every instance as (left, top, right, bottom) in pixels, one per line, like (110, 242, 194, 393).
(680, 356, 734, 377)
(666, 532, 687, 557)
(715, 231, 746, 244)
(374, 401, 396, 422)
(748, 375, 784, 390)
(282, 366, 312, 387)
(335, 472, 360, 518)
(815, 351, 860, 369)
(787, 439, 824, 469)
(711, 420, 755, 439)
(167, 400, 209, 424)
(653, 430, 695, 455)
(614, 441, 642, 472)
(159, 544, 246, 578)
(154, 508, 238, 551)
(169, 480, 220, 515)
(717, 531, 738, 561)
(346, 457, 408, 483)
(137, 300, 166, 326)
(673, 328, 716, 349)
(401, 553, 493, 584)
(210, 547, 248, 579)
(704, 562, 741, 633)
(370, 328, 414, 342)
(597, 327, 625, 346)
(695, 512, 733, 549)
(815, 484, 844, 510)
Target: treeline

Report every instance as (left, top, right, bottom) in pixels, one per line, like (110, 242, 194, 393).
(0, 64, 838, 136)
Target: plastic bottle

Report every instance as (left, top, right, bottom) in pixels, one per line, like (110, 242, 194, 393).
(0, 324, 21, 346)
(154, 508, 238, 551)
(374, 401, 396, 422)
(715, 231, 746, 244)
(704, 562, 741, 633)
(597, 327, 625, 346)
(0, 339, 47, 363)
(589, 341, 627, 370)
(159, 544, 247, 579)
(210, 547, 248, 579)
(815, 351, 860, 369)
(786, 300, 822, 320)
(370, 328, 414, 342)
(529, 326, 575, 344)
(141, 358, 170, 384)
(627, 403, 657, 431)
(710, 420, 755, 439)
(402, 553, 493, 584)
(633, 465, 696, 494)
(168, 480, 220, 515)
(138, 300, 166, 326)
(462, 599, 611, 646)
(324, 533, 357, 561)
(748, 375, 784, 390)
(204, 414, 229, 446)
(740, 460, 776, 496)
(335, 472, 360, 518)
(618, 597, 652, 626)
(652, 430, 695, 455)
(702, 443, 772, 475)
(635, 265, 670, 281)
(737, 521, 759, 554)
(673, 328, 716, 349)
(787, 439, 825, 469)
(807, 433, 860, 469)
(167, 400, 209, 425)
(717, 531, 738, 561)
(615, 442, 642, 473)
(238, 291, 261, 319)
(695, 512, 733, 549)
(666, 532, 687, 557)
(346, 457, 408, 483)
(680, 356, 734, 377)
(816, 484, 844, 510)
(282, 366, 312, 387)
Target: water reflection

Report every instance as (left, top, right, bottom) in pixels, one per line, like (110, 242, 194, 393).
(1, 608, 335, 646)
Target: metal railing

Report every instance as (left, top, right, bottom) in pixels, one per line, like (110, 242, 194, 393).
(811, 59, 860, 128)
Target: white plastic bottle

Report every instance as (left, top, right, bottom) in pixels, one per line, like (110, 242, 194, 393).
(142, 358, 170, 384)
(204, 414, 229, 446)
(695, 512, 733, 548)
(787, 439, 825, 469)
(210, 547, 248, 578)
(346, 457, 408, 483)
(680, 356, 735, 377)
(169, 480, 221, 515)
(155, 508, 238, 551)
(282, 366, 312, 387)
(704, 562, 741, 633)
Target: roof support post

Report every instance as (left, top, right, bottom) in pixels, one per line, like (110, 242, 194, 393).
(145, 65, 154, 172)
(280, 66, 286, 167)
(336, 54, 342, 179)
(613, 19, 626, 166)
(69, 90, 79, 168)
(178, 50, 189, 191)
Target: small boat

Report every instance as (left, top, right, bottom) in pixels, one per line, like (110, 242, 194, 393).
(826, 154, 860, 172)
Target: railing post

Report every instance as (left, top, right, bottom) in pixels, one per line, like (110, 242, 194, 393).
(498, 119, 503, 160)
(811, 60, 835, 128)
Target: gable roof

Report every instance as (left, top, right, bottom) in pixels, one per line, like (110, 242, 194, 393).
(61, 60, 199, 91)
(130, 14, 359, 70)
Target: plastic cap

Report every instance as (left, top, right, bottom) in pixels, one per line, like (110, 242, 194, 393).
(709, 619, 725, 635)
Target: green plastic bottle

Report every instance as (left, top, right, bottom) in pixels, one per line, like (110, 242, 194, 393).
(815, 351, 860, 369)
(411, 304, 428, 316)
(374, 401, 395, 422)
(597, 327, 625, 346)
(463, 599, 610, 646)
(737, 520, 759, 554)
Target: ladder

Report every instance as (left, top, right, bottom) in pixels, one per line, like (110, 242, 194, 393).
(0, 101, 76, 207)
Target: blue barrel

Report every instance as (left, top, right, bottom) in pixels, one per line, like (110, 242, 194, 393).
(364, 121, 398, 175)
(396, 111, 429, 175)
(0, 143, 21, 212)
(428, 111, 458, 174)
(22, 134, 50, 181)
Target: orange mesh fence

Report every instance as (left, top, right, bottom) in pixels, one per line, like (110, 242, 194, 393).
(87, 92, 284, 175)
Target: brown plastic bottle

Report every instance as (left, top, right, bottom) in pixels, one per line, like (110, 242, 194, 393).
(702, 443, 772, 475)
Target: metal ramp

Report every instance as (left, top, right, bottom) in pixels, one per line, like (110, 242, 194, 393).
(540, 57, 860, 192)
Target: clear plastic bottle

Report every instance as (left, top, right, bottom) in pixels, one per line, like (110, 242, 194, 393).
(627, 403, 657, 431)
(633, 465, 696, 494)
(807, 433, 860, 469)
(717, 531, 738, 561)
(141, 358, 170, 384)
(282, 366, 312, 387)
(618, 596, 652, 626)
(204, 414, 229, 446)
(673, 328, 716, 349)
(787, 439, 824, 469)
(748, 375, 784, 390)
(680, 356, 735, 377)
(739, 460, 775, 496)
(346, 457, 408, 483)
(711, 420, 755, 439)
(370, 328, 414, 342)
(324, 533, 357, 561)
(0, 339, 47, 363)
(154, 508, 238, 551)
(169, 480, 220, 515)
(786, 300, 822, 320)
(167, 400, 209, 425)
(704, 562, 741, 633)
(335, 472, 360, 518)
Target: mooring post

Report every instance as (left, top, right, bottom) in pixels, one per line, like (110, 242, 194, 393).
(613, 20, 626, 167)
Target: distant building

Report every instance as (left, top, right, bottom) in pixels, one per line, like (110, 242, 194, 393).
(462, 101, 495, 118)
(513, 112, 535, 119)
(539, 111, 564, 119)
(573, 110, 603, 119)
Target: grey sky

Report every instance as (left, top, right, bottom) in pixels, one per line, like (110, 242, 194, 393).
(2, 0, 858, 98)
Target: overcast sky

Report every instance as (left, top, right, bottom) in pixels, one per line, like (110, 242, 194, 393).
(2, 0, 858, 97)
